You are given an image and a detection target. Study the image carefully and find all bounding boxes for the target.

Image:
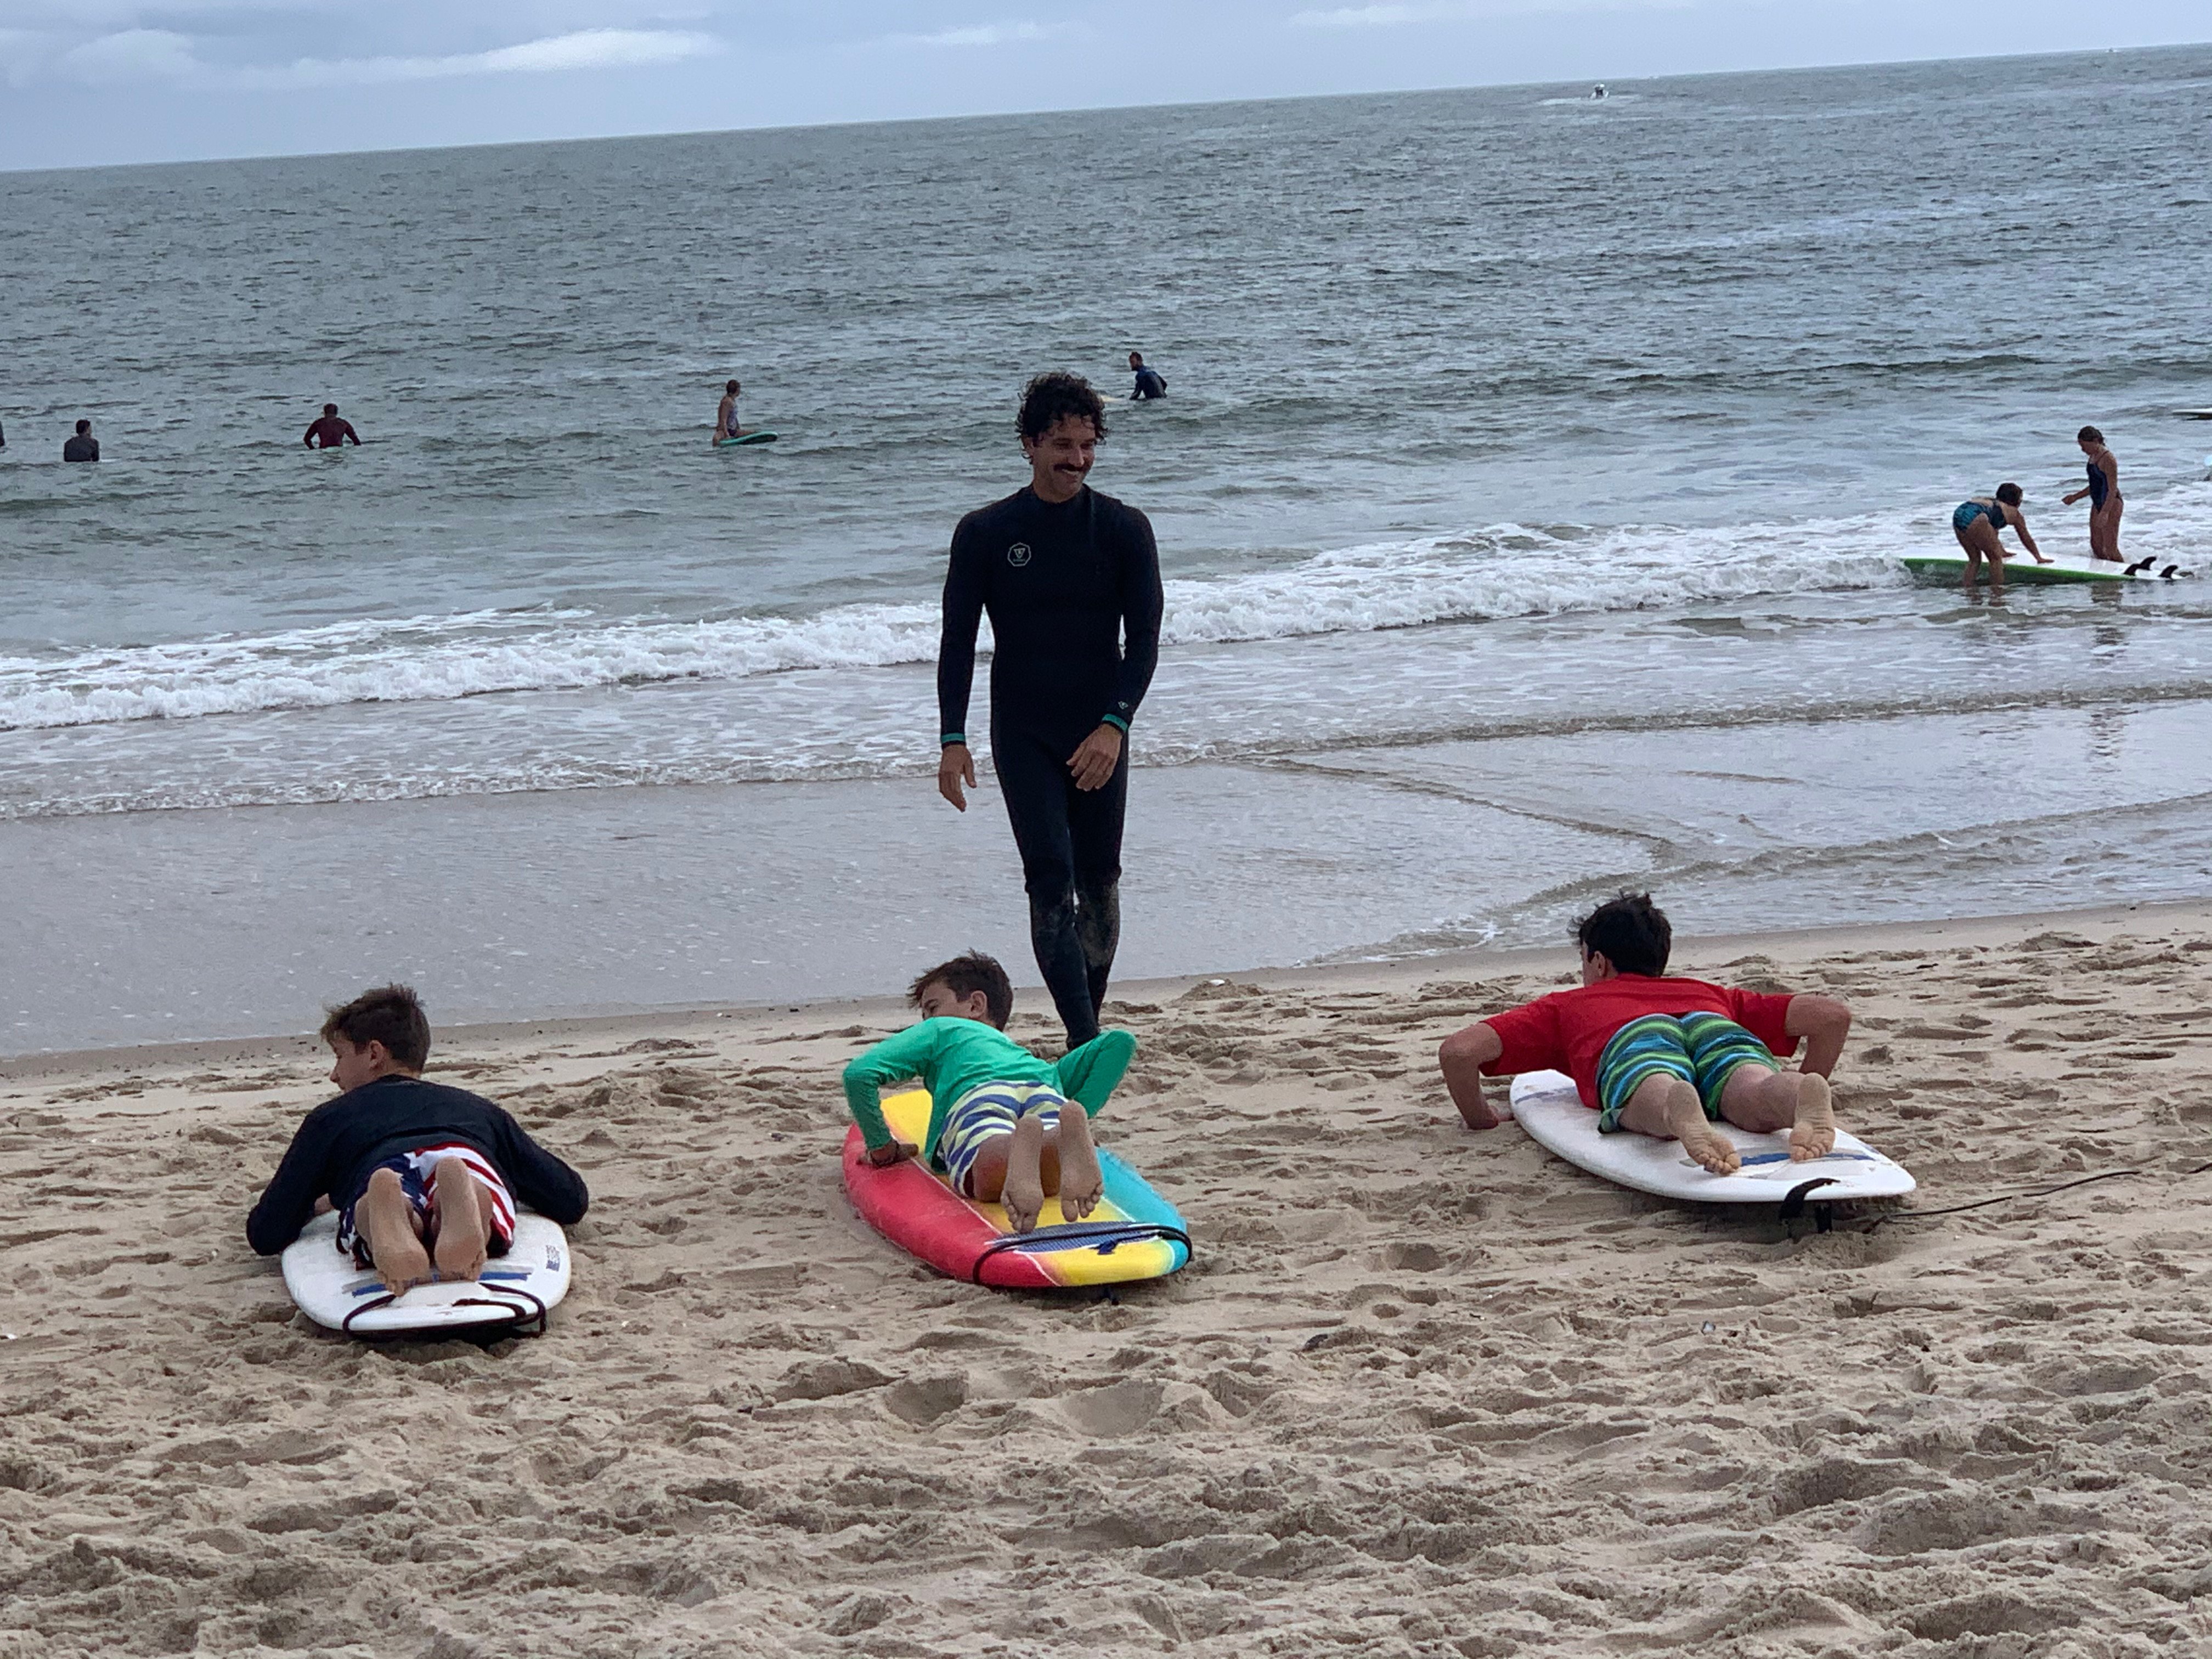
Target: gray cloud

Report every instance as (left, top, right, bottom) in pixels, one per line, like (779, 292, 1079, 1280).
(233, 26, 721, 87)
(1293, 0, 1688, 25)
(35, 20, 719, 86)
(886, 20, 1060, 48)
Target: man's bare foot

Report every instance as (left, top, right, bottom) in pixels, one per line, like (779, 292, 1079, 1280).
(1667, 1094, 1741, 1175)
(358, 1168, 433, 1297)
(1789, 1074, 1837, 1162)
(1000, 1116, 1047, 1234)
(1055, 1110, 1103, 1222)
(430, 1159, 490, 1282)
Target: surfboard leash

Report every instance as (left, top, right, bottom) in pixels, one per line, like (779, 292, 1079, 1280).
(338, 1285, 549, 1338)
(967, 1222, 1193, 1284)
(1857, 1159, 2212, 1234)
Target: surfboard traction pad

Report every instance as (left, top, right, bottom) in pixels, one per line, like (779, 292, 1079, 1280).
(843, 1089, 1190, 1289)
(1508, 1070, 1916, 1211)
(281, 1211, 571, 1338)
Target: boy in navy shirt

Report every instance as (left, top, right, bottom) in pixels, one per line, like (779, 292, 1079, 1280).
(246, 985, 587, 1296)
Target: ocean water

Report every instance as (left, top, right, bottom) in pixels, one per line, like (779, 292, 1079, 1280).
(4, 46, 2212, 1050)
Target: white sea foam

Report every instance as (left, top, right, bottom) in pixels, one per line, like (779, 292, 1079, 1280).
(13, 498, 2203, 734)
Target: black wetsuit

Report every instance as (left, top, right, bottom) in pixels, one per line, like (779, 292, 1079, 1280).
(245, 1075, 589, 1256)
(939, 486, 1164, 1043)
(61, 434, 98, 462)
(1132, 365, 1167, 400)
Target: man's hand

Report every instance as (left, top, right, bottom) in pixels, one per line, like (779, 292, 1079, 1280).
(1067, 724, 1124, 792)
(938, 743, 977, 811)
(862, 1140, 918, 1169)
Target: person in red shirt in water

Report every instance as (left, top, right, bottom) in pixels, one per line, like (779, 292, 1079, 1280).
(303, 403, 361, 449)
(1437, 891, 1852, 1175)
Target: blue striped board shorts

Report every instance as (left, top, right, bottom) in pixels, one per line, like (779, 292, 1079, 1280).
(937, 1081, 1065, 1198)
(1593, 1012, 1779, 1133)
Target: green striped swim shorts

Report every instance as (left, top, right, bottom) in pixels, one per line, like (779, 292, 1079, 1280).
(1594, 1011, 1779, 1133)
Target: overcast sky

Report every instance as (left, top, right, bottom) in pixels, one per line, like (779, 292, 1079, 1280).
(1, 1, 2205, 171)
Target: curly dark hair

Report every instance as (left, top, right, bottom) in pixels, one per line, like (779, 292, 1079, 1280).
(1575, 892, 1672, 978)
(909, 951, 1014, 1029)
(1017, 371, 1109, 444)
(320, 983, 432, 1070)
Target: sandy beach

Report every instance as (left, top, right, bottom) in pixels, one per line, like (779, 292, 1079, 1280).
(2, 899, 2209, 1657)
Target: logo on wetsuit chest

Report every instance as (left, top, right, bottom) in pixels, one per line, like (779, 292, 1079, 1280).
(1006, 543, 1032, 568)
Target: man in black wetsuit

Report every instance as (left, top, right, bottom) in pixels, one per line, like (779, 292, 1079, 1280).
(938, 373, 1164, 1047)
(1128, 352, 1167, 400)
(62, 419, 98, 462)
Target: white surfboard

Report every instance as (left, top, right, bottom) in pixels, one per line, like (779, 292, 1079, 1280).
(1507, 1070, 1915, 1205)
(281, 1211, 571, 1336)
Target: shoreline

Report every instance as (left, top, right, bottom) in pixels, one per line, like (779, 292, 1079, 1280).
(4, 892, 2199, 1084)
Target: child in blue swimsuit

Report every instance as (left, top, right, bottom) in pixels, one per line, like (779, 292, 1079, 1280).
(1948, 482, 2047, 585)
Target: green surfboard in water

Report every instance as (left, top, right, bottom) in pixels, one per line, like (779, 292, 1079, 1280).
(1901, 553, 2191, 585)
(715, 429, 777, 448)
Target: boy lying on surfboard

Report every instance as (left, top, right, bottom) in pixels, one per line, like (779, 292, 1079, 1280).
(843, 952, 1136, 1233)
(1436, 893, 1852, 1176)
(245, 984, 590, 1296)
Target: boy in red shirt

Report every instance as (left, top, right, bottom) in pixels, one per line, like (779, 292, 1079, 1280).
(1437, 893, 1851, 1175)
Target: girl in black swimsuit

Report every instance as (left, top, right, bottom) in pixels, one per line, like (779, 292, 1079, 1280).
(2063, 426, 2123, 562)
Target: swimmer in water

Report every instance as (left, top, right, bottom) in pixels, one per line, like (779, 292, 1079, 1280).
(303, 404, 360, 449)
(714, 379, 743, 443)
(2062, 426, 2123, 562)
(1949, 482, 2049, 589)
(1127, 352, 1166, 401)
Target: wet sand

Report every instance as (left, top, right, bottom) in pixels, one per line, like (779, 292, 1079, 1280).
(4, 900, 2211, 1657)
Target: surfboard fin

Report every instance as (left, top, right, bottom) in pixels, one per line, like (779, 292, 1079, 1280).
(1778, 1176, 1841, 1223)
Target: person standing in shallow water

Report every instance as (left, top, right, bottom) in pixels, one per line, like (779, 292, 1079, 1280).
(2063, 425, 2123, 563)
(936, 372, 1164, 1048)
(1948, 482, 2047, 589)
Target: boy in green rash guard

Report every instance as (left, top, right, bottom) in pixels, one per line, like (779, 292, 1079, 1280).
(844, 951, 1136, 1233)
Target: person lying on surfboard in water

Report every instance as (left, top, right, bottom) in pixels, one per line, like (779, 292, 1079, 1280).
(1435, 893, 1852, 1175)
(843, 952, 1136, 1233)
(245, 984, 589, 1296)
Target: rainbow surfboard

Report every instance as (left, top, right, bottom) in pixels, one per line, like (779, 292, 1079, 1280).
(841, 1089, 1190, 1288)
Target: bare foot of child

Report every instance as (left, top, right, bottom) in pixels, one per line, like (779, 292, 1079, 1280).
(1000, 1116, 1047, 1234)
(429, 1160, 490, 1282)
(1789, 1074, 1837, 1161)
(358, 1168, 434, 1296)
(1056, 1109, 1103, 1222)
(1667, 1093, 1741, 1176)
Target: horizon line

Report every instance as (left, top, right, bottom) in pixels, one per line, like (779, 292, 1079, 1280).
(2, 37, 2202, 181)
